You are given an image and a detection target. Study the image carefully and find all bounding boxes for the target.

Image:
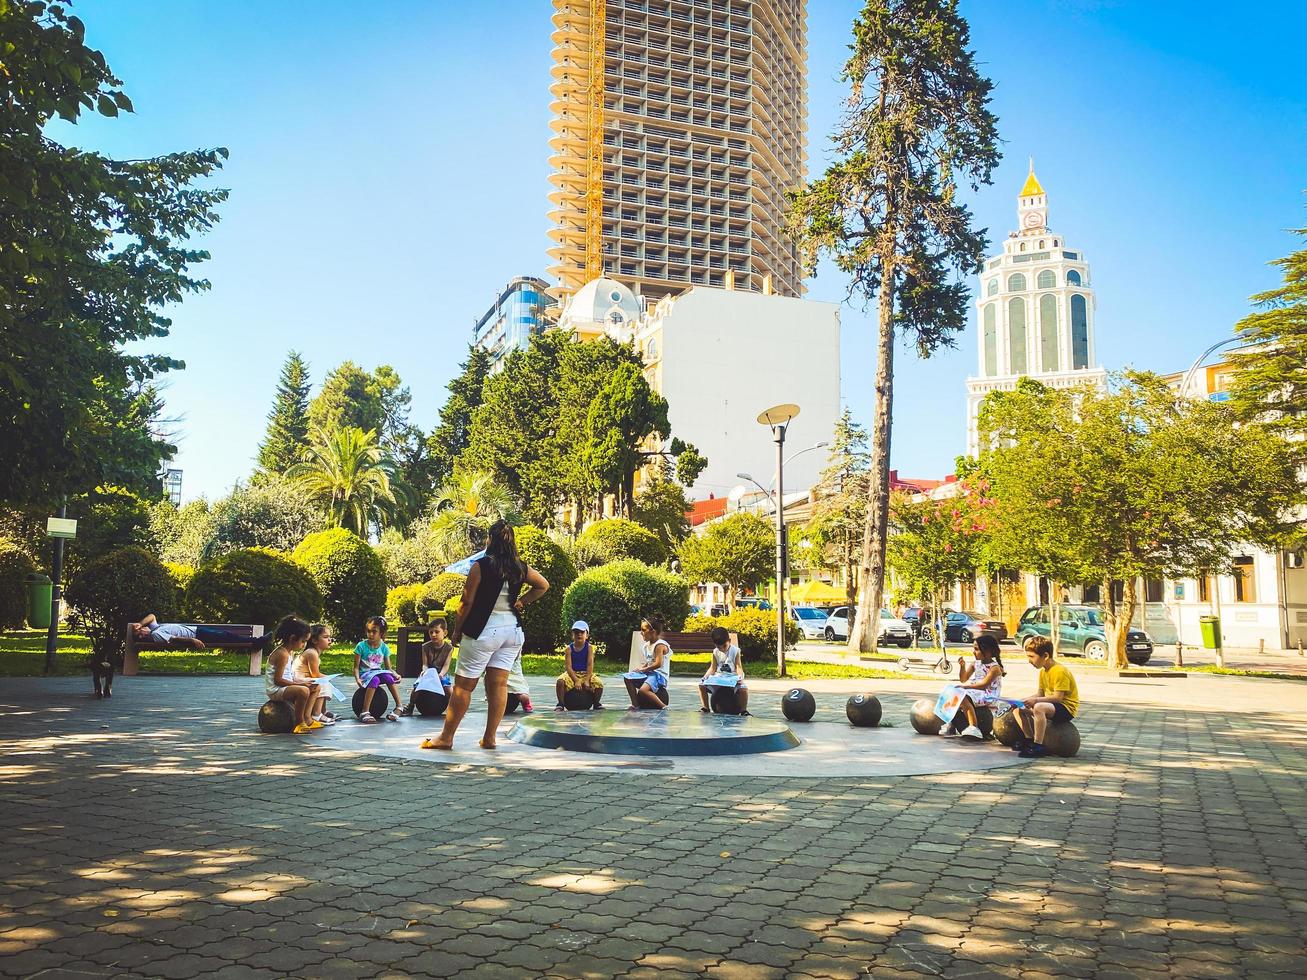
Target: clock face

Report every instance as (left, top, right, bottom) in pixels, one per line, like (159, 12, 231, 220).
(1024, 210, 1044, 229)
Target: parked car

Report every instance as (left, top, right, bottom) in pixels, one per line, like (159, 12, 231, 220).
(736, 597, 772, 611)
(788, 606, 829, 640)
(1014, 604, 1154, 665)
(822, 607, 913, 647)
(708, 604, 728, 617)
(944, 610, 1009, 643)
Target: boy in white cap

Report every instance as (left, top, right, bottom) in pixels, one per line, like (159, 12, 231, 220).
(555, 620, 604, 710)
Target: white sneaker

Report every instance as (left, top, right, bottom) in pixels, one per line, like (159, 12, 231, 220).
(960, 725, 983, 740)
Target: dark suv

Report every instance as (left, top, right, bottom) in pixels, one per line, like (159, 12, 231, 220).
(1015, 605, 1154, 665)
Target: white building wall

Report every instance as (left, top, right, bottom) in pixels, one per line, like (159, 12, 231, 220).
(640, 287, 841, 499)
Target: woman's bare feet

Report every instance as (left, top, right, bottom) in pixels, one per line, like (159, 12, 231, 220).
(420, 738, 453, 750)
(479, 739, 497, 750)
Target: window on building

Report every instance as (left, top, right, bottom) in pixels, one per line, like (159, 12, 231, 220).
(1083, 583, 1100, 603)
(1008, 297, 1027, 374)
(1007, 273, 1026, 292)
(1037, 269, 1056, 289)
(987, 278, 998, 296)
(983, 304, 997, 376)
(1071, 294, 1089, 369)
(1198, 576, 1210, 603)
(1039, 294, 1059, 373)
(1232, 556, 1256, 602)
(1144, 579, 1164, 602)
(1067, 269, 1082, 285)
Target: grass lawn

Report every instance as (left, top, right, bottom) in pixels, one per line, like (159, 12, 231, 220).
(0, 631, 910, 681)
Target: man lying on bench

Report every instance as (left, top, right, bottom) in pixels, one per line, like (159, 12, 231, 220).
(130, 614, 270, 652)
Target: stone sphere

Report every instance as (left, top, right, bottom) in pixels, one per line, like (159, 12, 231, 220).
(414, 689, 449, 717)
(352, 686, 390, 719)
(910, 698, 943, 735)
(504, 692, 525, 715)
(993, 710, 1022, 746)
(257, 700, 297, 734)
(710, 686, 742, 715)
(845, 694, 882, 728)
(1044, 721, 1081, 758)
(563, 687, 596, 711)
(782, 688, 816, 722)
(972, 705, 995, 739)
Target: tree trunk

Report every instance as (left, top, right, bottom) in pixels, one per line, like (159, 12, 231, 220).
(1049, 579, 1061, 657)
(848, 258, 897, 654)
(1104, 577, 1137, 669)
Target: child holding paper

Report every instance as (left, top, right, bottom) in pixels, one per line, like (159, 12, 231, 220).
(354, 615, 404, 723)
(698, 626, 749, 714)
(400, 619, 455, 716)
(624, 615, 671, 709)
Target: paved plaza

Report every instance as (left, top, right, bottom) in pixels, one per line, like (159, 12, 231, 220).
(1, 666, 1305, 979)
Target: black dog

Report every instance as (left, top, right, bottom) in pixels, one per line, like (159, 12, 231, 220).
(90, 651, 119, 698)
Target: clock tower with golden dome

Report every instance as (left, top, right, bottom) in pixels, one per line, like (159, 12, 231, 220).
(965, 162, 1107, 455)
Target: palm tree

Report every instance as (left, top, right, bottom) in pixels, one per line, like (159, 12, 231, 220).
(287, 427, 410, 536)
(426, 469, 521, 561)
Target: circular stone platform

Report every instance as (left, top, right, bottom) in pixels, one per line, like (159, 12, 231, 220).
(507, 710, 799, 756)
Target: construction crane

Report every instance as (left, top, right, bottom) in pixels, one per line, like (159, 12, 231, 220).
(585, 0, 605, 281)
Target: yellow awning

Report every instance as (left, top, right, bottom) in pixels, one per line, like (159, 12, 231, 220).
(790, 580, 846, 603)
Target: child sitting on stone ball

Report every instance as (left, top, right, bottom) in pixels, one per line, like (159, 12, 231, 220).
(1012, 635, 1079, 759)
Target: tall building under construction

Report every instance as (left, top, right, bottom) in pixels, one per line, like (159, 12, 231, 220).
(547, 0, 808, 301)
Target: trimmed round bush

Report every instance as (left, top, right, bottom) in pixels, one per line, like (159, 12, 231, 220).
(685, 606, 799, 663)
(163, 562, 195, 619)
(574, 518, 667, 569)
(427, 572, 467, 608)
(292, 528, 387, 641)
(0, 539, 37, 630)
(186, 547, 322, 632)
(515, 526, 577, 653)
(66, 547, 176, 660)
(560, 559, 689, 655)
(385, 582, 428, 626)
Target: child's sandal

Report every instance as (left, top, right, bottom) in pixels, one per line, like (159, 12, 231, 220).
(359, 713, 378, 724)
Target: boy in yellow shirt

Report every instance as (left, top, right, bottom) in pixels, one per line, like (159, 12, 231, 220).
(1013, 636, 1079, 759)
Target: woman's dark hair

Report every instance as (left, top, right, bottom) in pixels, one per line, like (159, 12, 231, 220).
(308, 623, 330, 648)
(483, 520, 526, 591)
(274, 616, 312, 645)
(642, 614, 664, 634)
(710, 626, 730, 646)
(974, 633, 1005, 674)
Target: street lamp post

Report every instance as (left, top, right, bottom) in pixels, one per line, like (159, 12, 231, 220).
(756, 404, 799, 677)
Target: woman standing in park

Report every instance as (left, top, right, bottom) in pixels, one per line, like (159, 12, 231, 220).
(421, 521, 549, 751)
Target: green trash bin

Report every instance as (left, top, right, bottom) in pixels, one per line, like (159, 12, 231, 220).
(25, 573, 52, 630)
(1199, 615, 1221, 649)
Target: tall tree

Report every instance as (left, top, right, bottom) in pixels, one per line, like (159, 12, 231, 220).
(979, 374, 1301, 667)
(1229, 222, 1307, 448)
(678, 512, 774, 611)
(256, 351, 311, 476)
(633, 470, 692, 552)
(286, 427, 409, 537)
(584, 362, 672, 517)
(306, 361, 385, 436)
(789, 0, 999, 653)
(0, 1, 227, 505)
(803, 411, 871, 607)
(427, 345, 491, 490)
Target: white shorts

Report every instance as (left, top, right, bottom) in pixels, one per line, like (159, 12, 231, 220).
(455, 621, 523, 680)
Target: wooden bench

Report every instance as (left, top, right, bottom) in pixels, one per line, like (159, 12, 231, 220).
(123, 623, 267, 676)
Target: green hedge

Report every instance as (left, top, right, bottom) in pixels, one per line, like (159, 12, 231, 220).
(560, 558, 689, 655)
(685, 607, 800, 663)
(66, 546, 176, 660)
(292, 528, 387, 640)
(428, 572, 466, 607)
(186, 548, 322, 632)
(0, 540, 36, 630)
(516, 526, 577, 652)
(574, 517, 667, 568)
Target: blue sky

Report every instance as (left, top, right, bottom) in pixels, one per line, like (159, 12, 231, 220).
(56, 0, 1307, 501)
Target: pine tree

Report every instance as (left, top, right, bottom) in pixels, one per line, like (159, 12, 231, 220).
(789, 0, 1000, 652)
(1229, 223, 1307, 447)
(427, 346, 492, 491)
(257, 351, 311, 476)
(803, 411, 871, 607)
